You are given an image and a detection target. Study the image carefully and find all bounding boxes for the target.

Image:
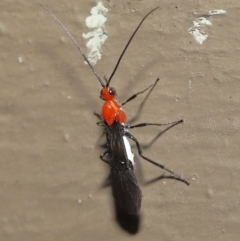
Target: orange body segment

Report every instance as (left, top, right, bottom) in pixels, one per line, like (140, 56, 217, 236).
(102, 100, 126, 126)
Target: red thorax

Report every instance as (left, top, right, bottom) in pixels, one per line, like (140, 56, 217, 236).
(100, 87, 126, 126)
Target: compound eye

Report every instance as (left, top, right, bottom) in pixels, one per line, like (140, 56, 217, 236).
(109, 87, 116, 95)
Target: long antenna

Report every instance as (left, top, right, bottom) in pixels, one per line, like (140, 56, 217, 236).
(37, 2, 105, 87)
(106, 7, 159, 87)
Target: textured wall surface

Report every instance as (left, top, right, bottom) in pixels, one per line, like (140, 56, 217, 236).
(1, 1, 239, 240)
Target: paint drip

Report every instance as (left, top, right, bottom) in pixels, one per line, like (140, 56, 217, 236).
(82, 2, 108, 65)
(188, 9, 226, 44)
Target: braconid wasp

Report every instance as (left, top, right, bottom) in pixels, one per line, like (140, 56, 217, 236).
(38, 2, 189, 215)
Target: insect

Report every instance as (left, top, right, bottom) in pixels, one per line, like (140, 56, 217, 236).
(38, 3, 189, 215)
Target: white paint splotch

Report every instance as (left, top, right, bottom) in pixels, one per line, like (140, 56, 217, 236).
(188, 9, 226, 44)
(123, 136, 134, 165)
(82, 2, 108, 65)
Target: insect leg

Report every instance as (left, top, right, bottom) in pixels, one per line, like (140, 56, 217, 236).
(124, 132, 190, 185)
(94, 111, 102, 120)
(100, 149, 110, 164)
(126, 119, 183, 129)
(94, 112, 106, 127)
(121, 78, 159, 107)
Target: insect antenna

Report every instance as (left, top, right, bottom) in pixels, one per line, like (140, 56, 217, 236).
(106, 6, 159, 87)
(37, 1, 105, 87)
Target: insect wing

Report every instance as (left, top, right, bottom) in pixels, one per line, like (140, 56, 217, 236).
(111, 168, 142, 215)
